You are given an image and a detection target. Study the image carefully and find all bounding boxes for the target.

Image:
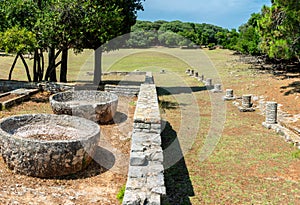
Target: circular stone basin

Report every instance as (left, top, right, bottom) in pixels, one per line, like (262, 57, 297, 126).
(50, 90, 118, 124)
(0, 114, 100, 178)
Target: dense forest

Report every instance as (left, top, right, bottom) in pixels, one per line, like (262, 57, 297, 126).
(127, 0, 300, 65)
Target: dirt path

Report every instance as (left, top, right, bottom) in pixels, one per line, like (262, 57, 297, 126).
(0, 96, 135, 205)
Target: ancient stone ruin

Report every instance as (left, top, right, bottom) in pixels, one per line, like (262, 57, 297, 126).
(194, 72, 199, 78)
(262, 101, 278, 128)
(205, 78, 213, 88)
(50, 90, 118, 124)
(0, 114, 100, 178)
(190, 69, 194, 76)
(198, 74, 204, 82)
(223, 89, 236, 101)
(212, 84, 222, 93)
(238, 94, 255, 112)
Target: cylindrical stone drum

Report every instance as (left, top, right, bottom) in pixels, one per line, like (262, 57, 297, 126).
(242, 95, 252, 108)
(265, 101, 277, 124)
(226, 89, 234, 98)
(200, 75, 204, 81)
(205, 78, 212, 87)
(214, 84, 222, 91)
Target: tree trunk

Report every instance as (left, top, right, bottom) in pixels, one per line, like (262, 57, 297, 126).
(60, 47, 68, 82)
(45, 46, 57, 82)
(33, 50, 38, 82)
(8, 54, 19, 80)
(19, 54, 32, 82)
(93, 48, 102, 85)
(40, 48, 44, 81)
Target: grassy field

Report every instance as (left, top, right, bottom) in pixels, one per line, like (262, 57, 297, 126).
(0, 48, 299, 204)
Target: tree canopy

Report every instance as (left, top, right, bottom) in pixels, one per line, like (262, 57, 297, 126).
(0, 0, 144, 82)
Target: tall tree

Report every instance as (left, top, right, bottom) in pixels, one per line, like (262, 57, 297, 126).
(1, 0, 144, 83)
(257, 0, 300, 61)
(236, 13, 261, 55)
(73, 0, 144, 85)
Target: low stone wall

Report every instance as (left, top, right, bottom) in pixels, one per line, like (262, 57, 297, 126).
(102, 71, 146, 76)
(144, 72, 154, 84)
(104, 84, 140, 97)
(0, 81, 38, 92)
(122, 84, 165, 205)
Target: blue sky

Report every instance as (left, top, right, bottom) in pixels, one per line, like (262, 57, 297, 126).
(137, 0, 271, 29)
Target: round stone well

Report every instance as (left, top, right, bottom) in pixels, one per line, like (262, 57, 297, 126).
(0, 114, 100, 178)
(50, 90, 118, 124)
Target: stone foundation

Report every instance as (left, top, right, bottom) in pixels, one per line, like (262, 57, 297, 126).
(123, 83, 165, 205)
(0, 114, 100, 178)
(50, 91, 118, 124)
(104, 84, 140, 97)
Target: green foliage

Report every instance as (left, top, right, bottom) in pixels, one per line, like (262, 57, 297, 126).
(257, 1, 300, 61)
(158, 31, 187, 47)
(127, 20, 232, 48)
(235, 13, 261, 55)
(126, 30, 157, 48)
(0, 0, 144, 82)
(0, 26, 37, 54)
(116, 185, 126, 203)
(1, 0, 39, 29)
(292, 149, 300, 159)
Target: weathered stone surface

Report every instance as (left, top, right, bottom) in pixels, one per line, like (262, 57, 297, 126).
(104, 84, 140, 97)
(123, 81, 165, 205)
(242, 94, 252, 108)
(0, 81, 38, 93)
(50, 90, 118, 124)
(145, 72, 154, 84)
(212, 84, 222, 93)
(265, 101, 278, 124)
(130, 152, 148, 166)
(39, 82, 74, 94)
(223, 89, 236, 101)
(190, 70, 194, 76)
(205, 78, 213, 88)
(238, 94, 255, 112)
(0, 114, 100, 178)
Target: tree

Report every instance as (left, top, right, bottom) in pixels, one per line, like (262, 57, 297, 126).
(257, 1, 300, 61)
(0, 0, 144, 83)
(235, 13, 261, 55)
(0, 26, 37, 81)
(72, 0, 144, 85)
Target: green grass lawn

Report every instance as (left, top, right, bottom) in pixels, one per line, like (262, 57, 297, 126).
(0, 48, 299, 204)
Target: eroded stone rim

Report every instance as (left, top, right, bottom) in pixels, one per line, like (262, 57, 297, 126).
(0, 114, 100, 143)
(49, 90, 119, 106)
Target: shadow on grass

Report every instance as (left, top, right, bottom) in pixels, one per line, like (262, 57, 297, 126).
(162, 121, 194, 205)
(159, 100, 180, 110)
(280, 81, 300, 96)
(157, 86, 207, 96)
